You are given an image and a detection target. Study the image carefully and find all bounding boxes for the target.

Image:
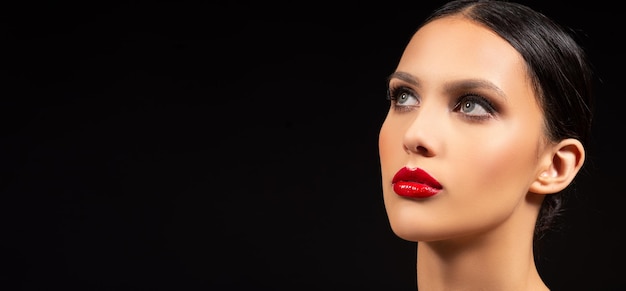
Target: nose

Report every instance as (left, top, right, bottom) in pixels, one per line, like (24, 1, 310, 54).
(402, 107, 441, 157)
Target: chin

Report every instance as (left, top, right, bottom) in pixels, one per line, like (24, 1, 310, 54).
(388, 215, 436, 242)
(387, 208, 469, 243)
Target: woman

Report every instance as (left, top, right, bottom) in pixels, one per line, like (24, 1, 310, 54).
(378, 0, 595, 289)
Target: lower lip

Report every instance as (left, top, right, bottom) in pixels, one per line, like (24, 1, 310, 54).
(393, 182, 440, 198)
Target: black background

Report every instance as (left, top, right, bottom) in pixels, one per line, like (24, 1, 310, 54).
(4, 1, 624, 290)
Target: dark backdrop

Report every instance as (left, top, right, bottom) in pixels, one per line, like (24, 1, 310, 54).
(4, 1, 624, 290)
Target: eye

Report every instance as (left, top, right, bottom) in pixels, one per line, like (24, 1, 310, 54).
(397, 92, 417, 105)
(454, 95, 495, 120)
(387, 85, 419, 111)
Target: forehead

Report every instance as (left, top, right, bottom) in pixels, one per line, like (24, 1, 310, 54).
(396, 16, 529, 86)
(394, 16, 545, 120)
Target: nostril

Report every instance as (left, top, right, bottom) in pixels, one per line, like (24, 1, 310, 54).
(405, 145, 430, 155)
(416, 145, 429, 155)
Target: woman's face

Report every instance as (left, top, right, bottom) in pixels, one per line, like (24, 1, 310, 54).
(379, 16, 551, 242)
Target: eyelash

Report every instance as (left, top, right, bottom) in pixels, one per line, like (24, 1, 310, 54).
(386, 86, 418, 113)
(386, 85, 497, 121)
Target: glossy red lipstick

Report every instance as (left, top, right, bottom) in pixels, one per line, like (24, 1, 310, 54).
(392, 167, 442, 198)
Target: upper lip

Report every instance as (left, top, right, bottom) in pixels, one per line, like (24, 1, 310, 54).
(392, 166, 442, 189)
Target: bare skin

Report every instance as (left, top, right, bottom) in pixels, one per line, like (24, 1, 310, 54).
(379, 15, 584, 291)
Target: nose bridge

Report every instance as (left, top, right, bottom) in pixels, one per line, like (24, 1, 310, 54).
(403, 102, 441, 154)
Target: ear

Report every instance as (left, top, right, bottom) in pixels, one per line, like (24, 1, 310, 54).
(529, 138, 585, 195)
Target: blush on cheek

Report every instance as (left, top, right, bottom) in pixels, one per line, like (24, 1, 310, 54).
(466, 137, 539, 196)
(378, 122, 394, 168)
(379, 125, 404, 230)
(378, 122, 402, 177)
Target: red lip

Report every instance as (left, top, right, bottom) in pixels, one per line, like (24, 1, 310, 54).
(392, 167, 442, 198)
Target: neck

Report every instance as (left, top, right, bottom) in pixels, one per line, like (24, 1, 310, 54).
(416, 240, 547, 290)
(415, 207, 549, 290)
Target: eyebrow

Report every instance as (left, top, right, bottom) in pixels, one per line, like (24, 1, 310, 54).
(388, 71, 508, 100)
(388, 71, 419, 87)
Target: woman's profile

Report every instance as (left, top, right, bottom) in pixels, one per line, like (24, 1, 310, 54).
(378, 0, 595, 289)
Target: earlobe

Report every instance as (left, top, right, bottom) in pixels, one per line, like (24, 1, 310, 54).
(530, 138, 585, 195)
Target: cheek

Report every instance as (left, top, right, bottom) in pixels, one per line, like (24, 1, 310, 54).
(378, 118, 403, 178)
(451, 128, 541, 199)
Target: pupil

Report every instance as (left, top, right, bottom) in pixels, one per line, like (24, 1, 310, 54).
(464, 101, 473, 112)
